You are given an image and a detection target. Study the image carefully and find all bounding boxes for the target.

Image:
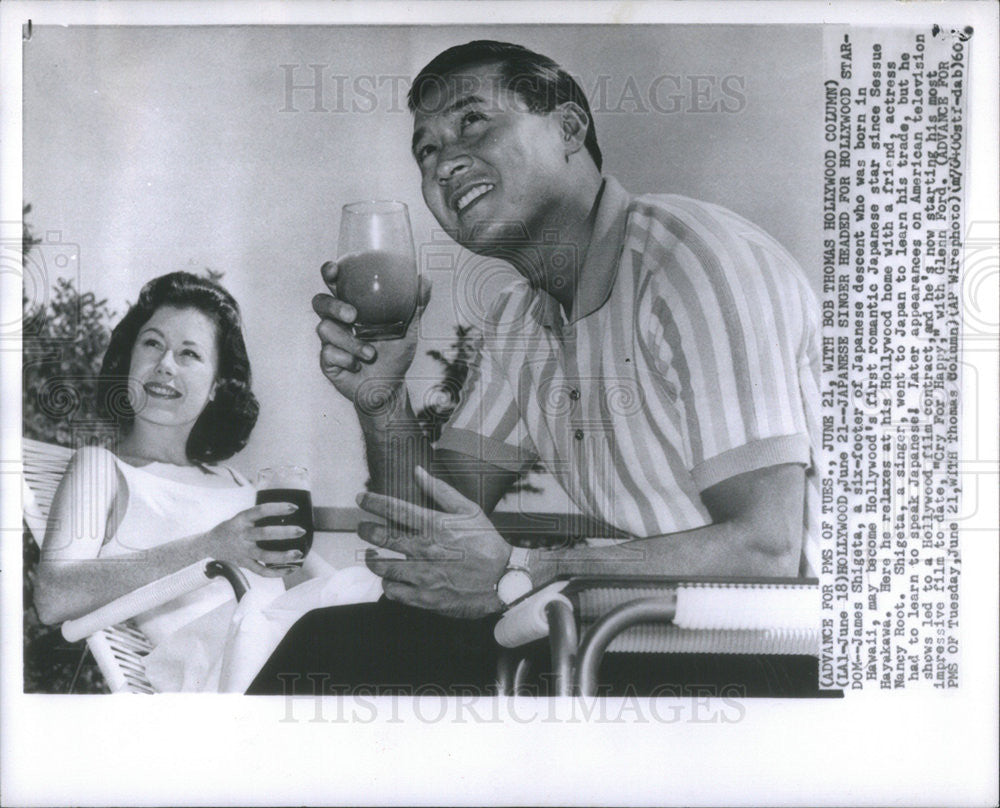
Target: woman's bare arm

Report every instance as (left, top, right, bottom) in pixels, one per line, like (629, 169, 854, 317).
(34, 448, 303, 625)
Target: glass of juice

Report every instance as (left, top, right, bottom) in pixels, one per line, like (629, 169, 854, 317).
(255, 466, 313, 567)
(336, 200, 419, 340)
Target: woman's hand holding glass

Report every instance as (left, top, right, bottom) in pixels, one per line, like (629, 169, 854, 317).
(203, 503, 306, 577)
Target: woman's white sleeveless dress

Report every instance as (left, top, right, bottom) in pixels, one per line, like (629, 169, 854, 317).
(99, 453, 285, 689)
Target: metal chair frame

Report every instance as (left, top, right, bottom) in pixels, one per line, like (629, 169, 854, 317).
(496, 575, 820, 697)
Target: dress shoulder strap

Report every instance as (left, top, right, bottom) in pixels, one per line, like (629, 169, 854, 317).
(216, 465, 252, 487)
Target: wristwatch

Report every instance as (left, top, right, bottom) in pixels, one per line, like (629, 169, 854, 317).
(496, 546, 533, 606)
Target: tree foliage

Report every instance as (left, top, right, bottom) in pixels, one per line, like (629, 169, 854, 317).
(413, 325, 544, 496)
(22, 277, 116, 445)
(413, 323, 478, 443)
(22, 206, 112, 693)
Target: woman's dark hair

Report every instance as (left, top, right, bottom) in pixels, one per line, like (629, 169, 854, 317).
(408, 40, 603, 172)
(97, 271, 259, 464)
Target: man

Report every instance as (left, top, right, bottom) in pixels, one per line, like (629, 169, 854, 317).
(249, 41, 819, 694)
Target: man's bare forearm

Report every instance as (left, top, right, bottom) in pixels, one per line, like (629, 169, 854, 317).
(356, 386, 432, 503)
(523, 462, 806, 582)
(355, 387, 519, 514)
(526, 520, 800, 583)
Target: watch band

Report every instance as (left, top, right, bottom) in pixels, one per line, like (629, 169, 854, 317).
(496, 546, 534, 606)
(506, 545, 531, 572)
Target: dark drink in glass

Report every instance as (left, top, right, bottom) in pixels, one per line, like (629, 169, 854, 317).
(254, 488, 314, 555)
(255, 466, 313, 565)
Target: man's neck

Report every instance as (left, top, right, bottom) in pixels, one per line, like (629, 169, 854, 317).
(553, 177, 605, 318)
(506, 171, 603, 316)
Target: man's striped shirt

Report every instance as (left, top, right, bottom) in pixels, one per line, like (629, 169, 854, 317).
(435, 176, 821, 575)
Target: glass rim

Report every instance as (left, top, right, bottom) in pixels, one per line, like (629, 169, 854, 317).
(341, 200, 409, 216)
(257, 465, 310, 477)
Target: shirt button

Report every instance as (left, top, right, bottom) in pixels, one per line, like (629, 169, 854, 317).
(574, 429, 585, 441)
(569, 388, 580, 400)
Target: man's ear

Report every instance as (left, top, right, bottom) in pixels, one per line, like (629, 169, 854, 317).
(557, 101, 589, 157)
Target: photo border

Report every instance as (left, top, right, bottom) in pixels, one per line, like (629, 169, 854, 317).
(2, 2, 997, 806)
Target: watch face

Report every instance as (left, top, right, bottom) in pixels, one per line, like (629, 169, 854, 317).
(497, 569, 533, 605)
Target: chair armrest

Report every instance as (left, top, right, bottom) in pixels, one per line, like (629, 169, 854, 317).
(61, 559, 248, 643)
(577, 596, 679, 695)
(494, 581, 572, 648)
(204, 560, 249, 600)
(495, 575, 818, 648)
(556, 575, 818, 624)
(495, 575, 821, 697)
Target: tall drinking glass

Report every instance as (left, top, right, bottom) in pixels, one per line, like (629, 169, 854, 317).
(255, 466, 313, 568)
(337, 200, 419, 340)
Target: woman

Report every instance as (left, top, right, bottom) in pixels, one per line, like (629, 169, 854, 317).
(35, 272, 305, 688)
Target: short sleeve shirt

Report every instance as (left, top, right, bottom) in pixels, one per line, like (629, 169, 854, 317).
(435, 177, 821, 575)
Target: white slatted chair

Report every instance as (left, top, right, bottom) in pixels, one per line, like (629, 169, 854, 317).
(22, 438, 248, 694)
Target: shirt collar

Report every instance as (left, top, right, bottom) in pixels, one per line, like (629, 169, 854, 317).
(533, 175, 633, 330)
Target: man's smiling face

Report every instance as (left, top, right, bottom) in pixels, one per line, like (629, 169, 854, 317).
(412, 63, 570, 253)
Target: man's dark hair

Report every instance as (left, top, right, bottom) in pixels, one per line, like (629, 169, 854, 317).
(97, 271, 259, 464)
(408, 40, 603, 172)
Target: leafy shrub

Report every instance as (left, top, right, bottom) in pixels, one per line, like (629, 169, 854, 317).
(414, 324, 543, 496)
(22, 206, 115, 693)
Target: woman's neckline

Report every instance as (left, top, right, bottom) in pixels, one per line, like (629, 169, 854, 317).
(113, 453, 244, 487)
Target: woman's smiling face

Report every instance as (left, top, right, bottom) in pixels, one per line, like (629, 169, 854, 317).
(127, 305, 219, 429)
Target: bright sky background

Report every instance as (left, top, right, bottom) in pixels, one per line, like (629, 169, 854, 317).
(23, 24, 822, 508)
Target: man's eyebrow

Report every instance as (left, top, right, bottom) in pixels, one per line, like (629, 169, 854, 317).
(444, 93, 486, 115)
(411, 94, 487, 156)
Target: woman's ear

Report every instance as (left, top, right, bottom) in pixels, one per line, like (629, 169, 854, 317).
(208, 380, 217, 402)
(558, 101, 590, 158)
